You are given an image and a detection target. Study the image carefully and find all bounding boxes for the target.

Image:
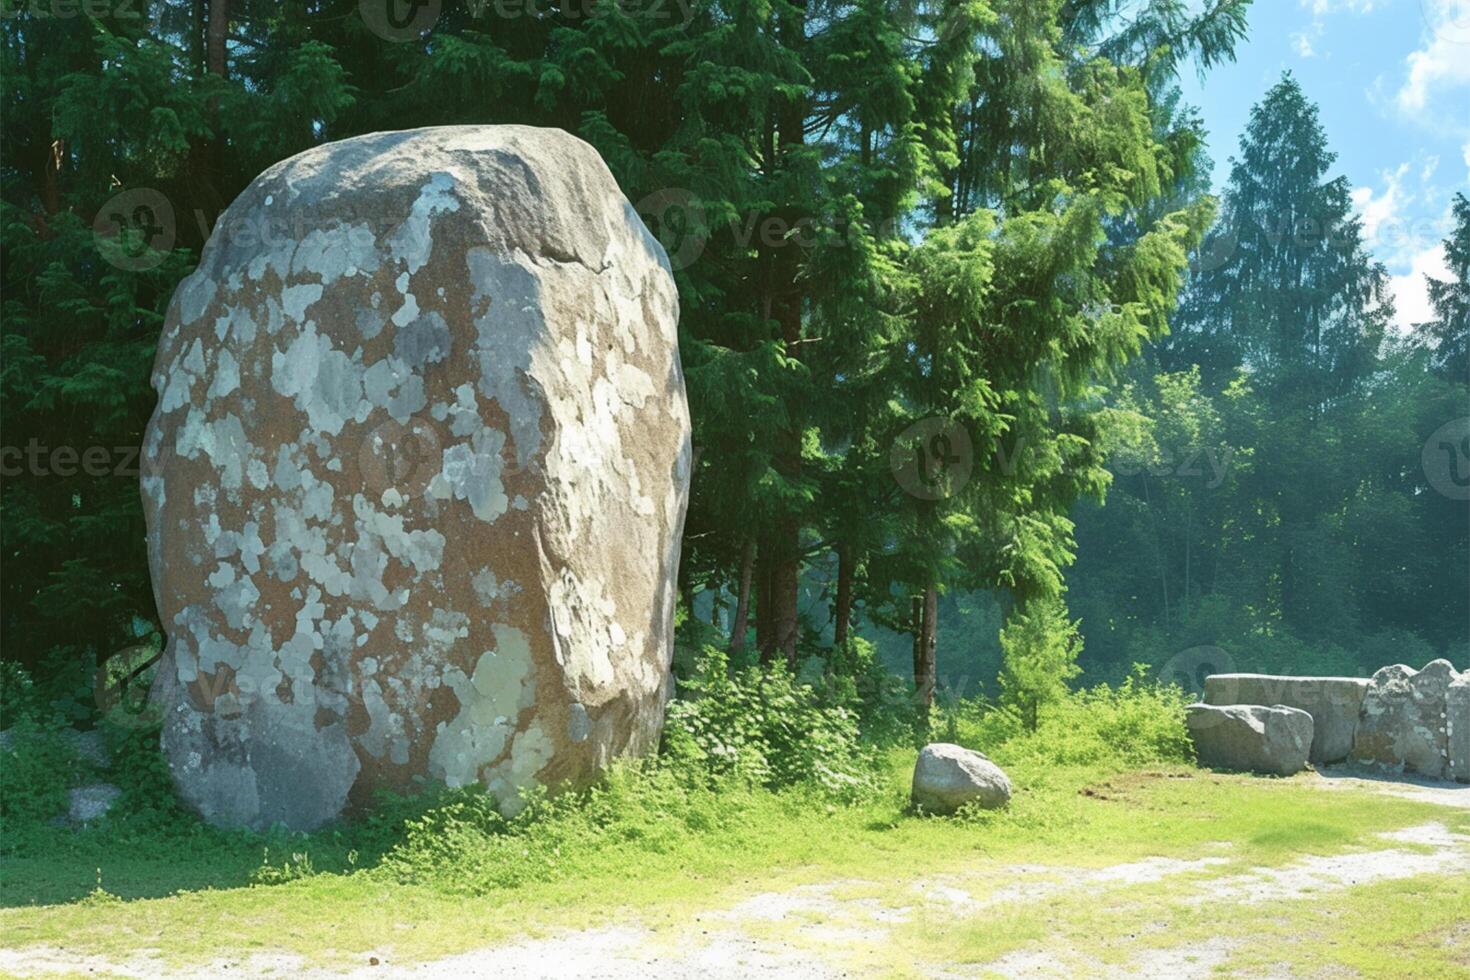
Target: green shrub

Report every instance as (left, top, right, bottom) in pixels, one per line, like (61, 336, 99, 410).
(939, 665, 1193, 770)
(377, 762, 746, 894)
(0, 659, 39, 726)
(824, 635, 919, 748)
(998, 598, 1083, 732)
(662, 646, 877, 798)
(0, 717, 74, 835)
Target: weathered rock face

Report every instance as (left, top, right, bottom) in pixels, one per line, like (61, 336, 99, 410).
(1353, 661, 1461, 781)
(1186, 703, 1313, 777)
(1448, 675, 1469, 785)
(911, 743, 1012, 814)
(1204, 674, 1367, 765)
(143, 126, 691, 831)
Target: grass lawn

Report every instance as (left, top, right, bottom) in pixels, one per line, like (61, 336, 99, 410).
(3, 750, 1466, 977)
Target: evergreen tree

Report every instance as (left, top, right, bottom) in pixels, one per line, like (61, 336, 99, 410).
(859, 0, 1245, 714)
(1167, 73, 1389, 408)
(1417, 192, 1469, 381)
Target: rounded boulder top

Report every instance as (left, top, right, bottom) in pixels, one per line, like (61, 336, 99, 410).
(143, 126, 692, 832)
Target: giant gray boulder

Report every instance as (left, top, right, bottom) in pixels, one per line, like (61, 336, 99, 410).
(1186, 703, 1313, 777)
(1204, 674, 1367, 764)
(1352, 661, 1460, 781)
(911, 743, 1012, 814)
(143, 126, 691, 831)
(1449, 674, 1469, 784)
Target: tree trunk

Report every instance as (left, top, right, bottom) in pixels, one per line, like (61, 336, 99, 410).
(730, 538, 755, 654)
(765, 0, 807, 672)
(184, 0, 228, 245)
(912, 591, 936, 726)
(771, 519, 800, 670)
(755, 540, 775, 664)
(680, 578, 696, 624)
(918, 583, 937, 720)
(191, 0, 206, 75)
(39, 139, 63, 219)
(207, 0, 228, 79)
(910, 595, 923, 689)
(833, 542, 854, 649)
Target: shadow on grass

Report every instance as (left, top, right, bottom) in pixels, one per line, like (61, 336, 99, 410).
(0, 801, 420, 908)
(0, 834, 266, 907)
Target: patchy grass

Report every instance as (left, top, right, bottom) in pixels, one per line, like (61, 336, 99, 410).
(873, 794, 1469, 978)
(1, 754, 1458, 974)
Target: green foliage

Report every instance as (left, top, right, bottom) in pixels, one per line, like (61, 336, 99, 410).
(1416, 192, 1470, 380)
(1066, 76, 1468, 680)
(0, 659, 38, 726)
(662, 647, 876, 799)
(944, 666, 1195, 770)
(997, 598, 1084, 732)
(824, 634, 919, 748)
(0, 718, 75, 832)
(376, 764, 751, 895)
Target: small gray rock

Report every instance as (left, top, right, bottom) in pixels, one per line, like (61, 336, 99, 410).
(67, 783, 122, 825)
(1187, 703, 1313, 777)
(1204, 674, 1366, 765)
(912, 742, 1012, 814)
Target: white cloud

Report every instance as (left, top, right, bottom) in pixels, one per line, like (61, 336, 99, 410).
(1396, 1, 1470, 119)
(1389, 243, 1450, 332)
(1294, 0, 1382, 60)
(1352, 163, 1411, 244)
(1303, 0, 1378, 13)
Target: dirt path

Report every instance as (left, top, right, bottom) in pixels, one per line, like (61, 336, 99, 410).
(364, 821, 1465, 980)
(1306, 766, 1470, 809)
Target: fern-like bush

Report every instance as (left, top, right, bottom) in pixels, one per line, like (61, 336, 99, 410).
(661, 647, 876, 798)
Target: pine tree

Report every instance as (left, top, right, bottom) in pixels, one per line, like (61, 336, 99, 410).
(1168, 73, 1390, 409)
(1418, 192, 1469, 381)
(860, 0, 1245, 715)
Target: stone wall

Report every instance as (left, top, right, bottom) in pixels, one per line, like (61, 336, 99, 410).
(1201, 660, 1468, 783)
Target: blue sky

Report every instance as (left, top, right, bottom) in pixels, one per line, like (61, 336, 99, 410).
(1177, 0, 1470, 330)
